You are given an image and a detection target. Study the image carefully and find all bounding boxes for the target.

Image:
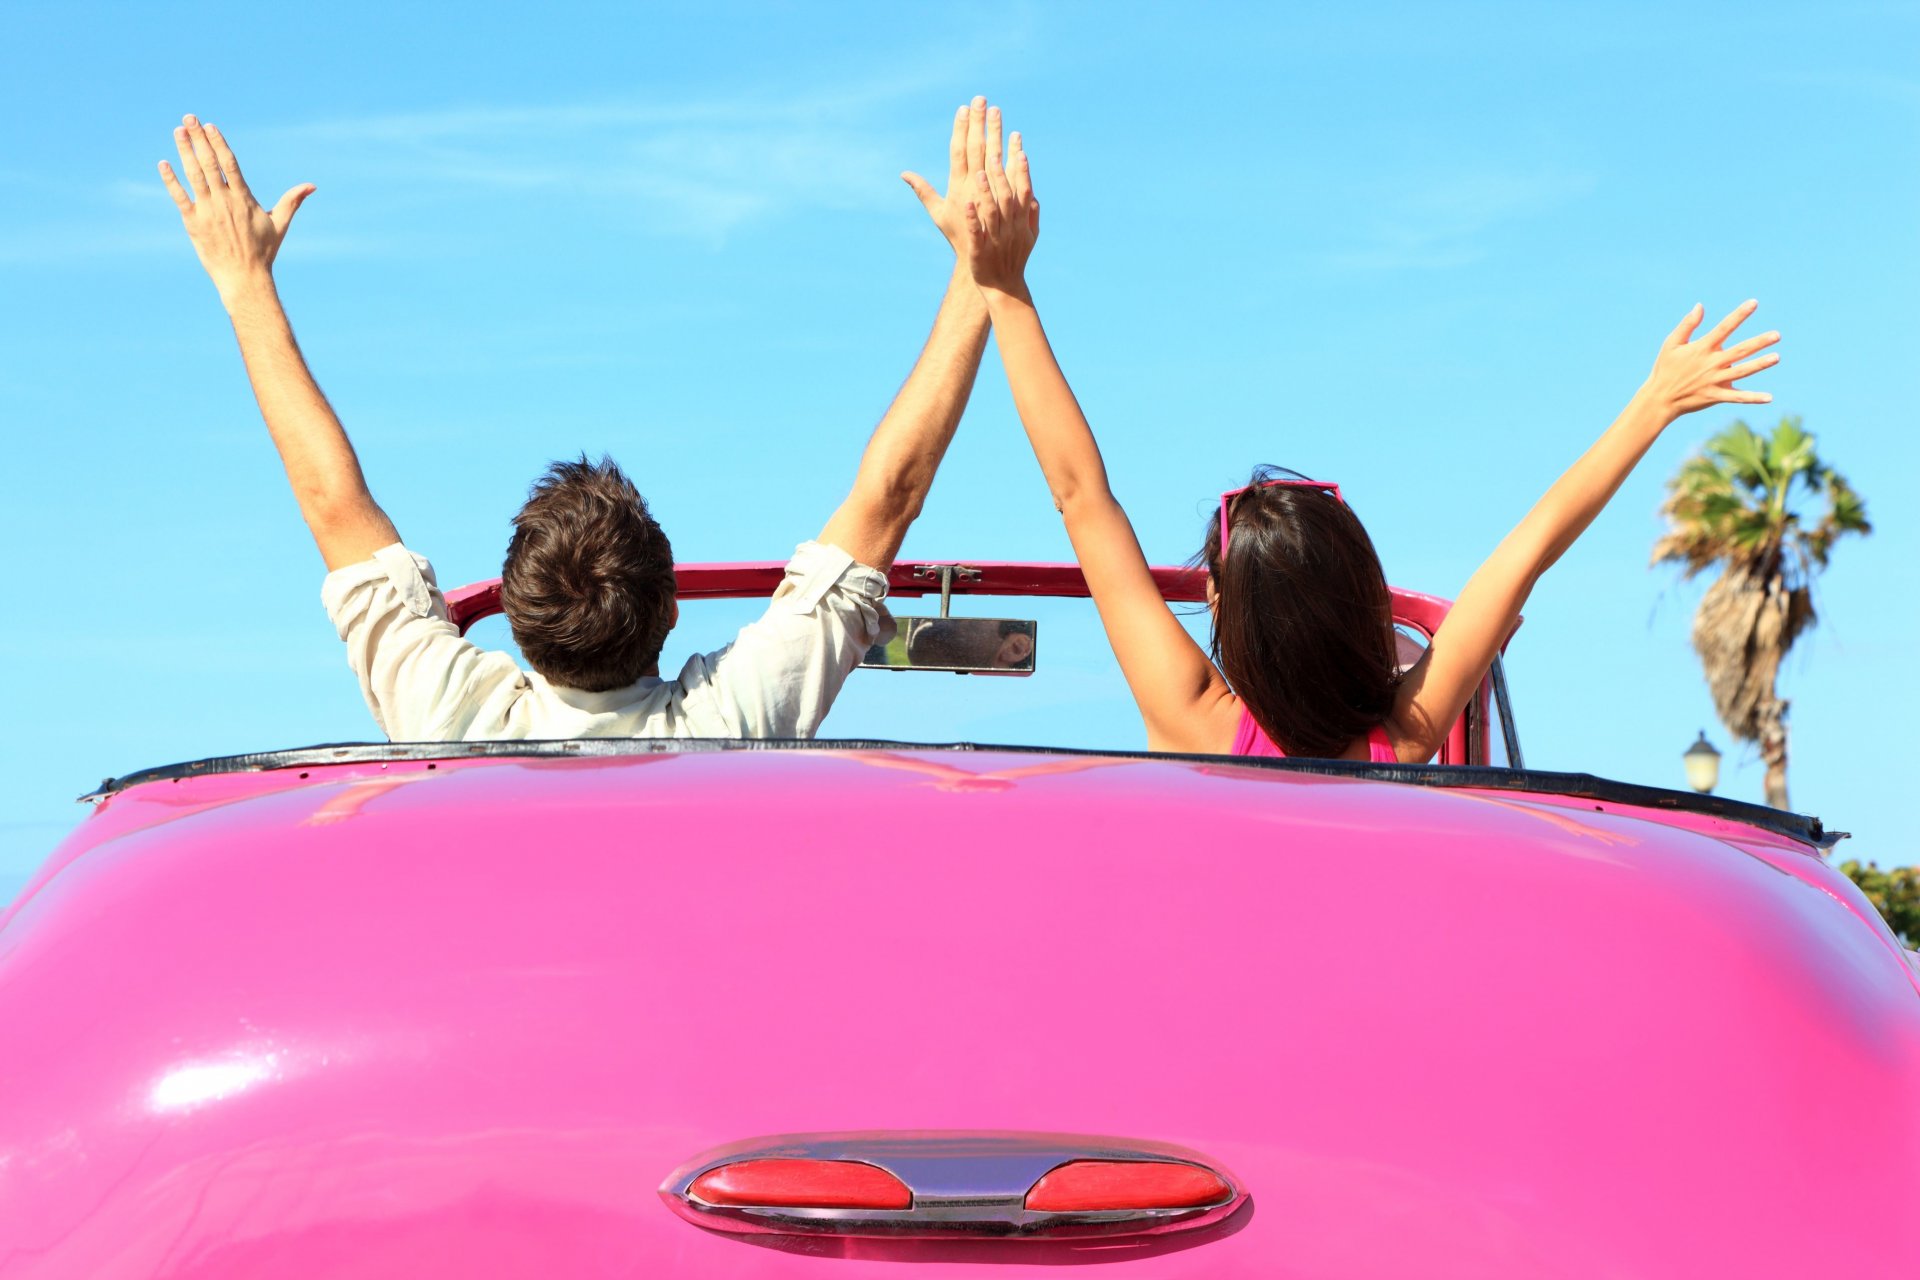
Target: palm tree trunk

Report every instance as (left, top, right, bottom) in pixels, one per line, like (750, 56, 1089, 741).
(1758, 695, 1789, 810)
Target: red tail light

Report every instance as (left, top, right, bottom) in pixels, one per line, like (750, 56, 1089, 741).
(690, 1159, 912, 1210)
(1024, 1160, 1231, 1212)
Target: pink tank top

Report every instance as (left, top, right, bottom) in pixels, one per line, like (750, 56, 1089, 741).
(1233, 707, 1399, 763)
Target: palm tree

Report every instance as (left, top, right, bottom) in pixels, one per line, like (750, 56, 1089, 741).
(1653, 417, 1869, 810)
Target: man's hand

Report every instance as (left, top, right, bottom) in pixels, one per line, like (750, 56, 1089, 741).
(158, 113, 397, 571)
(1640, 300, 1781, 421)
(159, 114, 314, 305)
(958, 107, 1039, 297)
(903, 97, 1038, 273)
(903, 97, 990, 257)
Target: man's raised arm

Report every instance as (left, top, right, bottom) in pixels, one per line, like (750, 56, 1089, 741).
(160, 114, 397, 571)
(816, 98, 1002, 572)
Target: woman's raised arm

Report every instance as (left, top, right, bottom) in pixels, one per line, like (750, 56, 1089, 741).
(1390, 301, 1781, 761)
(949, 107, 1238, 752)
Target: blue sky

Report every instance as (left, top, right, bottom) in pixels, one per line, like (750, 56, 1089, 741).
(3, 1, 1915, 899)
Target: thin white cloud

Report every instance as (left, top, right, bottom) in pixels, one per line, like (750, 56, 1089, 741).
(270, 74, 944, 144)
(0, 226, 181, 265)
(262, 80, 945, 243)
(1319, 167, 1597, 273)
(0, 69, 965, 265)
(0, 223, 386, 267)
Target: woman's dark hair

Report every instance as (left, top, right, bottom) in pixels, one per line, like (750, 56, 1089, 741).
(501, 455, 677, 692)
(1202, 466, 1400, 758)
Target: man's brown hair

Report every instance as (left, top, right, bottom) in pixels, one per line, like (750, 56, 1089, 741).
(501, 456, 677, 692)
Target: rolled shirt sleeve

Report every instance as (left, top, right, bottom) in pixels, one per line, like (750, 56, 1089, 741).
(321, 544, 522, 741)
(691, 541, 895, 739)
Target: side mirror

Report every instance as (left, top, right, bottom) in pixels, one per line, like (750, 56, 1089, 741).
(861, 617, 1037, 675)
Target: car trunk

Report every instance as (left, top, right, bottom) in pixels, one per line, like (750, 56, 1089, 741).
(2, 748, 1916, 1278)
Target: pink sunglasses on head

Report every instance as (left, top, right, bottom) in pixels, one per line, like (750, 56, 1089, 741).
(1219, 477, 1344, 554)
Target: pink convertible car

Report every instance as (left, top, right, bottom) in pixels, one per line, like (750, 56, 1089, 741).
(3, 562, 1916, 1278)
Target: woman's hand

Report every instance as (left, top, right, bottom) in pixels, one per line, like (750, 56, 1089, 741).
(160, 114, 314, 306)
(1641, 300, 1781, 420)
(959, 107, 1039, 296)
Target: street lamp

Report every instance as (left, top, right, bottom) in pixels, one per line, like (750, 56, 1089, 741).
(1683, 730, 1721, 794)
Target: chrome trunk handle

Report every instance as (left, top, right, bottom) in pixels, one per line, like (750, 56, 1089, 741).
(659, 1131, 1246, 1240)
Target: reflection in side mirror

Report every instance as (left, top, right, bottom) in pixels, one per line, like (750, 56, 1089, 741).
(861, 617, 1038, 675)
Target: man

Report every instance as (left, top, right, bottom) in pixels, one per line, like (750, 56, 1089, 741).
(160, 102, 999, 740)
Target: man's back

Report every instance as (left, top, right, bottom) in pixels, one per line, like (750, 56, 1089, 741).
(325, 541, 892, 741)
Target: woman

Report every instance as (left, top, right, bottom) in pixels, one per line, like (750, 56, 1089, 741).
(909, 103, 1780, 762)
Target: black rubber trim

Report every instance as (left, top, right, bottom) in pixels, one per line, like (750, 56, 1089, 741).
(80, 737, 1843, 849)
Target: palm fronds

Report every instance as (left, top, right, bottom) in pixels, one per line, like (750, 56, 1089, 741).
(1653, 417, 1869, 808)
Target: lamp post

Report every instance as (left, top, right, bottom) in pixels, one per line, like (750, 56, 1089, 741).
(1683, 730, 1721, 794)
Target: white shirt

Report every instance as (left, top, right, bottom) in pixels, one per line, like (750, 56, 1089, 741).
(321, 541, 894, 742)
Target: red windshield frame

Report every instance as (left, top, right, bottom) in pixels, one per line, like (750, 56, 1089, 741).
(444, 561, 1498, 765)
(445, 561, 1460, 637)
